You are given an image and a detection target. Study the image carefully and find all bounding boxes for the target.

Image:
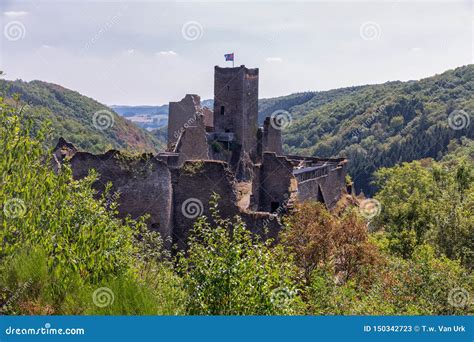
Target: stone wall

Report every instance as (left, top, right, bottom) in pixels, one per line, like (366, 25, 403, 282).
(257, 152, 295, 212)
(68, 150, 174, 242)
(167, 94, 202, 151)
(172, 160, 240, 248)
(202, 106, 214, 131)
(296, 164, 348, 209)
(175, 125, 209, 167)
(262, 117, 283, 155)
(53, 137, 348, 252)
(240, 211, 282, 241)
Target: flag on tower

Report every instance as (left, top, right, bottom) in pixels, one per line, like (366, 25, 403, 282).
(224, 53, 234, 61)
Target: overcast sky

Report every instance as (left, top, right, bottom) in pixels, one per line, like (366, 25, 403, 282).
(1, 0, 472, 105)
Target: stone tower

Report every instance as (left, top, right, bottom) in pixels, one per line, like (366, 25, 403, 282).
(213, 65, 259, 164)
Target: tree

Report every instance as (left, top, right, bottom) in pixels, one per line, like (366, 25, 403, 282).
(373, 157, 473, 267)
(281, 201, 380, 285)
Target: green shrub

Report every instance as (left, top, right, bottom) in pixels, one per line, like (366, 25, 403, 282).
(0, 95, 184, 315)
(0, 248, 84, 314)
(0, 248, 186, 315)
(0, 106, 138, 283)
(177, 195, 304, 315)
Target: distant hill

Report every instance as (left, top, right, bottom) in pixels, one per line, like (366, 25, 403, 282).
(151, 126, 168, 146)
(110, 104, 169, 117)
(0, 79, 163, 153)
(259, 65, 474, 194)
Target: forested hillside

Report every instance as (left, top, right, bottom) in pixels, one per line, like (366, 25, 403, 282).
(260, 65, 473, 194)
(0, 79, 163, 153)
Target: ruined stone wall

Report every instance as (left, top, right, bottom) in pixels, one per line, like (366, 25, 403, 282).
(296, 164, 347, 209)
(56, 140, 286, 250)
(172, 159, 285, 248)
(242, 68, 259, 160)
(250, 163, 262, 210)
(69, 150, 174, 242)
(168, 94, 202, 150)
(172, 160, 240, 248)
(257, 152, 294, 212)
(262, 117, 283, 155)
(175, 125, 209, 167)
(202, 106, 214, 131)
(240, 211, 281, 241)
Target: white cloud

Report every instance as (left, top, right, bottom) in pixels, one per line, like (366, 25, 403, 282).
(266, 57, 283, 63)
(3, 11, 28, 17)
(157, 50, 178, 56)
(411, 47, 422, 53)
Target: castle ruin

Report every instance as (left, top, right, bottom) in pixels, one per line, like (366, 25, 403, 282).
(54, 65, 348, 248)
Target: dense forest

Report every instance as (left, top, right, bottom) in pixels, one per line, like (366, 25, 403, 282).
(1, 91, 472, 315)
(259, 65, 474, 194)
(0, 79, 163, 153)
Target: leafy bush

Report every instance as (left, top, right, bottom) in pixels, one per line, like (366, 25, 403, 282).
(0, 106, 137, 284)
(318, 244, 474, 315)
(0, 96, 184, 315)
(177, 195, 303, 315)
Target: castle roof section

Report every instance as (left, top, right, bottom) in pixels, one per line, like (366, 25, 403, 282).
(214, 64, 259, 76)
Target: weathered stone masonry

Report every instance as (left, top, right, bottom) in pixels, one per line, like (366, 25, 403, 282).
(54, 65, 348, 248)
